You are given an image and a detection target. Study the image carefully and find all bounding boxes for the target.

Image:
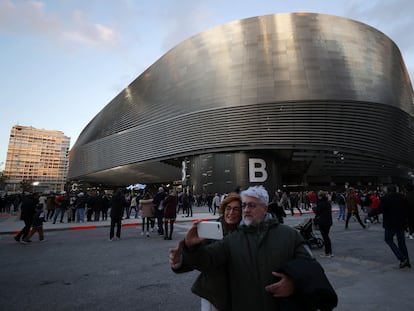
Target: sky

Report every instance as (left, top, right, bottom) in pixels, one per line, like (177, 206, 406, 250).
(1, 0, 413, 170)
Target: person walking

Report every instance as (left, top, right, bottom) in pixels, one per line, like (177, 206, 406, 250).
(313, 191, 334, 257)
(289, 191, 303, 216)
(109, 189, 126, 241)
(345, 188, 366, 229)
(369, 185, 411, 268)
(14, 192, 38, 243)
(22, 204, 46, 243)
(164, 190, 178, 240)
(335, 190, 346, 221)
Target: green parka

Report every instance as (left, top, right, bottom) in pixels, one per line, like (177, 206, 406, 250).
(183, 218, 314, 311)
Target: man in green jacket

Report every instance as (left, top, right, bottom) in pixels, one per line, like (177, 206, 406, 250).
(180, 185, 337, 311)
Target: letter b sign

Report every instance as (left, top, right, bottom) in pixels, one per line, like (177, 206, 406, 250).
(249, 158, 268, 182)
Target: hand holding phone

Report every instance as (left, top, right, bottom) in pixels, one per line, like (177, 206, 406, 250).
(197, 221, 223, 240)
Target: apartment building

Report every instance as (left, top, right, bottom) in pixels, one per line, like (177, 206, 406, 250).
(4, 125, 70, 193)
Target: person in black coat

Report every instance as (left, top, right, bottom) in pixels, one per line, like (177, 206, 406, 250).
(268, 201, 286, 224)
(313, 191, 333, 257)
(14, 192, 39, 242)
(369, 185, 411, 268)
(109, 189, 126, 241)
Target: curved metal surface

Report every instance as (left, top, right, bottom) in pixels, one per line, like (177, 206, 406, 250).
(68, 12, 414, 186)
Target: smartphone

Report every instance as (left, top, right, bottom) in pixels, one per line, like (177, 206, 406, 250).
(197, 221, 223, 240)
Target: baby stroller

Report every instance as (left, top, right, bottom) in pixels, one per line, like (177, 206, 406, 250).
(294, 217, 324, 249)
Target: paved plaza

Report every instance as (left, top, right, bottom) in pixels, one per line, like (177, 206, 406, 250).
(0, 206, 413, 310)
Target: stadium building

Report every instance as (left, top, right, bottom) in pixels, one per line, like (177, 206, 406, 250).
(68, 12, 414, 194)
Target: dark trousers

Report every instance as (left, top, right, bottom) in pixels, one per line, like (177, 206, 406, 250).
(345, 211, 366, 229)
(164, 218, 175, 239)
(24, 226, 44, 241)
(384, 228, 409, 261)
(290, 205, 303, 216)
(156, 210, 164, 235)
(186, 204, 193, 217)
(15, 219, 32, 241)
(319, 224, 332, 255)
(46, 209, 54, 220)
(109, 217, 122, 239)
(142, 217, 151, 232)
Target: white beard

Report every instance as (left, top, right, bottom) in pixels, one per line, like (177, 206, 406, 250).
(243, 218, 253, 226)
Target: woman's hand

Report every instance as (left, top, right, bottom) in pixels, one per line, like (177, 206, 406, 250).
(264, 272, 295, 297)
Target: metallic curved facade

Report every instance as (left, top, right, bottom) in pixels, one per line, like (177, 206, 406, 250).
(68, 12, 414, 192)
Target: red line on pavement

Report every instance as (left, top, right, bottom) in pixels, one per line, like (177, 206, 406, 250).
(122, 222, 140, 227)
(70, 226, 97, 231)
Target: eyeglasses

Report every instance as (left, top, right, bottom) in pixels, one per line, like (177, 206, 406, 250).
(241, 202, 262, 209)
(225, 206, 241, 213)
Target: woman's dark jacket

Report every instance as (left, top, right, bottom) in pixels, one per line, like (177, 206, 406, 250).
(110, 192, 126, 219)
(173, 216, 234, 310)
(369, 192, 408, 230)
(313, 198, 333, 227)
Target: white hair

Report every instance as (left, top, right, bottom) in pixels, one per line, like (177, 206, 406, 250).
(240, 186, 269, 205)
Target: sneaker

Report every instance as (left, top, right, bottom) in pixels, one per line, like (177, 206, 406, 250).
(109, 238, 114, 241)
(20, 240, 28, 245)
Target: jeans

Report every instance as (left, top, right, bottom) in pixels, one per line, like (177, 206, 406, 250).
(76, 208, 85, 222)
(384, 228, 409, 261)
(53, 207, 65, 223)
(337, 204, 346, 220)
(125, 206, 131, 219)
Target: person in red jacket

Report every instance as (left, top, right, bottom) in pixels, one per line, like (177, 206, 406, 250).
(369, 191, 381, 224)
(163, 190, 179, 240)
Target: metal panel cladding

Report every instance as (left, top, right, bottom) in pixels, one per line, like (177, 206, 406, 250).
(68, 12, 414, 185)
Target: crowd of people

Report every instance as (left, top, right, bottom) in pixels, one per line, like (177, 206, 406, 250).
(7, 184, 414, 245)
